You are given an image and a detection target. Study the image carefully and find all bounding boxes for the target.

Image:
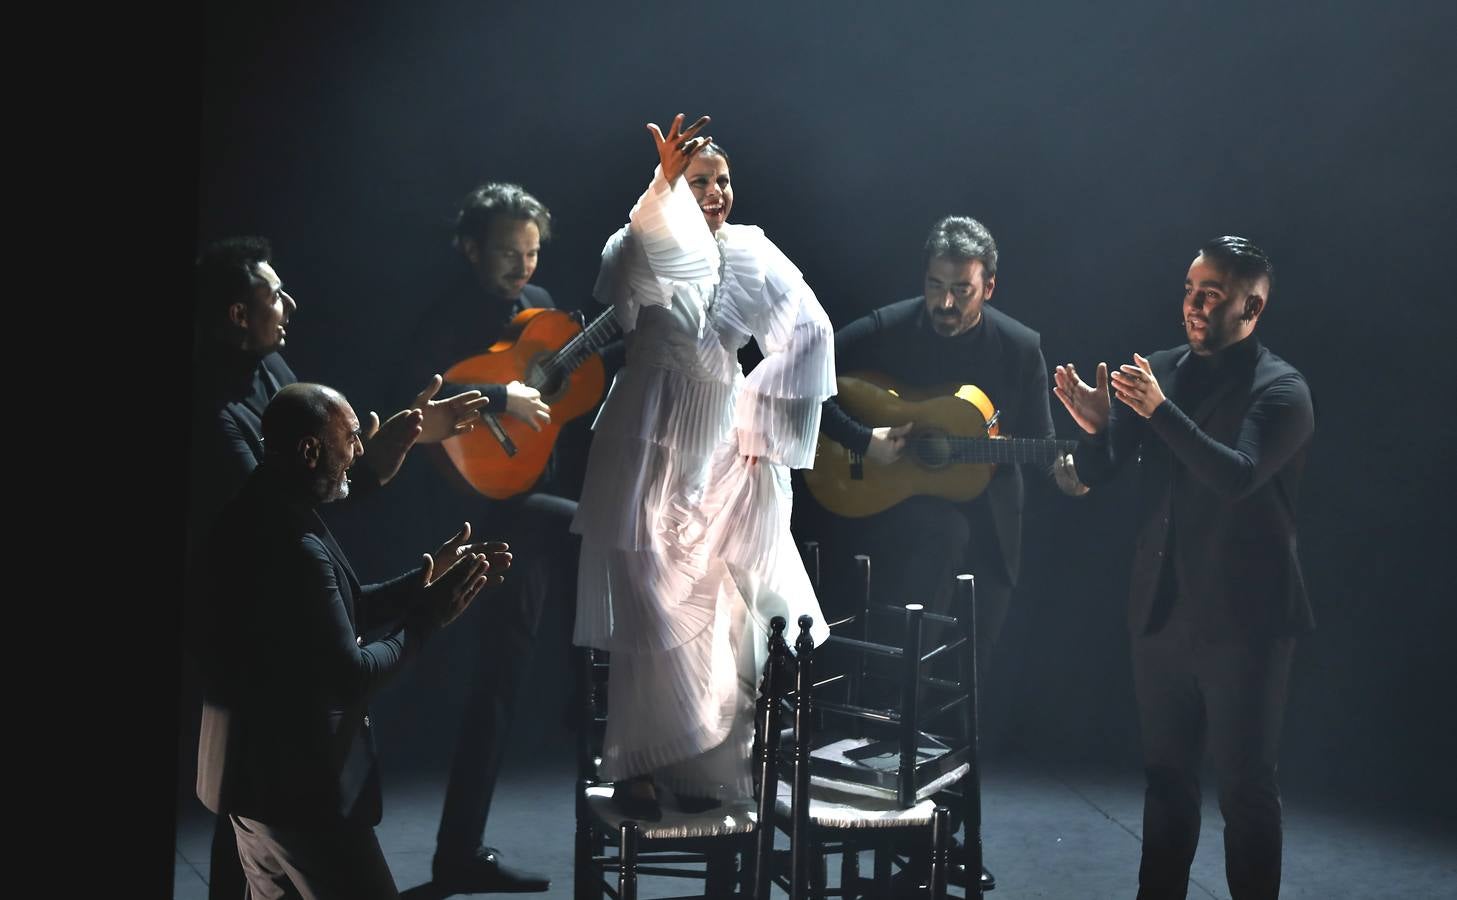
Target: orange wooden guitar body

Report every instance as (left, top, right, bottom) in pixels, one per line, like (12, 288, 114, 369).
(442, 308, 606, 499)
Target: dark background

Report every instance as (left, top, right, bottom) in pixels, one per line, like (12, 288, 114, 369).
(170, 0, 1457, 884)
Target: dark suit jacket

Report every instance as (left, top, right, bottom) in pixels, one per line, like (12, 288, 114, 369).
(821, 299, 1057, 584)
(1073, 337, 1316, 640)
(188, 350, 387, 543)
(196, 466, 431, 826)
(188, 350, 298, 547)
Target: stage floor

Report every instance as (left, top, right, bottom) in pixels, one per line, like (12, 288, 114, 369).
(173, 750, 1455, 899)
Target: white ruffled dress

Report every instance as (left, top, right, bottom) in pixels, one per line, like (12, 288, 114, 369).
(571, 167, 835, 801)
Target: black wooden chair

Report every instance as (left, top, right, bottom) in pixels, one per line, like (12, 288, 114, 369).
(573, 617, 794, 900)
(769, 544, 989, 898)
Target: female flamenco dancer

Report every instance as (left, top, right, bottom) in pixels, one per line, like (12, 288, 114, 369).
(571, 113, 836, 818)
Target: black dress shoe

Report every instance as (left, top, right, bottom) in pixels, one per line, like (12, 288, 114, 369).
(432, 846, 550, 894)
(941, 836, 996, 891)
(946, 860, 996, 891)
(611, 777, 664, 822)
(612, 789, 664, 822)
(672, 793, 723, 814)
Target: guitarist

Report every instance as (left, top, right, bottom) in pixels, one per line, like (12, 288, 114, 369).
(814, 215, 1085, 889)
(402, 182, 591, 894)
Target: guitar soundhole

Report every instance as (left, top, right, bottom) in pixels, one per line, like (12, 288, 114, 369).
(529, 358, 566, 401)
(911, 430, 952, 469)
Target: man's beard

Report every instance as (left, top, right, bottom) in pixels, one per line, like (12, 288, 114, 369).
(931, 313, 962, 335)
(316, 467, 351, 503)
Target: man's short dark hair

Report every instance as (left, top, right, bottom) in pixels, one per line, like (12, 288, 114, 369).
(924, 216, 998, 281)
(262, 383, 338, 460)
(1199, 235, 1274, 295)
(454, 182, 552, 249)
(196, 236, 272, 325)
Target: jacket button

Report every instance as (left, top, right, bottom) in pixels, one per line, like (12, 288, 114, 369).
(356, 636, 364, 646)
(364, 715, 371, 727)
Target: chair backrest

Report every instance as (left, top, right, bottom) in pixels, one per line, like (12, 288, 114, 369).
(797, 544, 981, 810)
(776, 613, 957, 900)
(752, 616, 792, 898)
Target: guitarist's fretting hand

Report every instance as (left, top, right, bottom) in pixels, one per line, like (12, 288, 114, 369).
(865, 422, 914, 464)
(505, 380, 552, 432)
(1053, 362, 1111, 435)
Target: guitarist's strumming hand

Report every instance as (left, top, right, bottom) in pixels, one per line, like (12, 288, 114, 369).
(865, 422, 913, 464)
(505, 380, 552, 432)
(1053, 362, 1111, 435)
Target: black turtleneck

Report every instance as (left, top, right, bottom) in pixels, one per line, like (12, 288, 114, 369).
(1145, 334, 1307, 499)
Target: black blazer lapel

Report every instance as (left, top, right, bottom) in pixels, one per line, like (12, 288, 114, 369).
(225, 401, 267, 461)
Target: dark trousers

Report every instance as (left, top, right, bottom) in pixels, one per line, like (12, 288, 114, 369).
(230, 814, 398, 900)
(434, 492, 578, 861)
(1132, 604, 1295, 900)
(818, 495, 1013, 671)
(210, 814, 248, 899)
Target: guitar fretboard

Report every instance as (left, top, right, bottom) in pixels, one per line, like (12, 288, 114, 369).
(910, 435, 1078, 466)
(534, 308, 621, 388)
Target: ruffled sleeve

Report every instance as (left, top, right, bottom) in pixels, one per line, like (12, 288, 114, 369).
(717, 227, 837, 469)
(593, 166, 721, 334)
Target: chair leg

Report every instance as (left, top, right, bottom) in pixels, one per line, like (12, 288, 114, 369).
(706, 846, 738, 898)
(617, 822, 639, 900)
(840, 843, 860, 900)
(813, 844, 828, 899)
(573, 818, 599, 900)
(929, 806, 950, 900)
(873, 847, 892, 896)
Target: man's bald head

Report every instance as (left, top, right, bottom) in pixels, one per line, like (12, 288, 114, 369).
(261, 383, 362, 503)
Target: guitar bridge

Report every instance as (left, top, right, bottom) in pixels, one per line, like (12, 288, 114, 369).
(482, 412, 518, 457)
(849, 450, 865, 481)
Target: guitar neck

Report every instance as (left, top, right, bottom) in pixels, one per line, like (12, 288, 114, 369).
(546, 307, 621, 377)
(928, 436, 1079, 465)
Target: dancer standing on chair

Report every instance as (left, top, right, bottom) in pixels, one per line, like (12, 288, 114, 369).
(572, 114, 836, 817)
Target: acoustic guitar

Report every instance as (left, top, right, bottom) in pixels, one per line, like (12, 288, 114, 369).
(804, 372, 1077, 518)
(442, 306, 619, 499)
